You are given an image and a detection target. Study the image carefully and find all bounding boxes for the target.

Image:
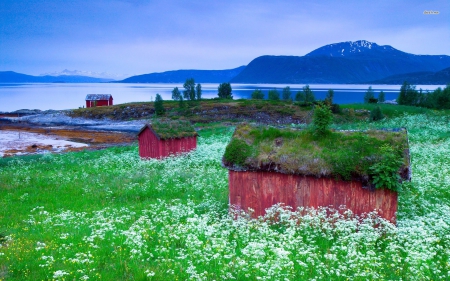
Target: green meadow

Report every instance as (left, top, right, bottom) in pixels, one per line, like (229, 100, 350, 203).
(1, 109, 450, 280)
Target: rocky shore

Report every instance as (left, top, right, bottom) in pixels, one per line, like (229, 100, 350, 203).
(0, 110, 141, 157)
(0, 110, 147, 132)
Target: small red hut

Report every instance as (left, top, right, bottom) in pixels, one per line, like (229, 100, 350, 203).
(85, 94, 113, 108)
(222, 125, 411, 223)
(138, 120, 197, 159)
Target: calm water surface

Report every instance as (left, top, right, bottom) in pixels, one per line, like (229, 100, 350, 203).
(0, 83, 445, 112)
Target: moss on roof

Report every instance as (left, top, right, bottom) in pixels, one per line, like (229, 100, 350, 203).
(140, 119, 197, 140)
(223, 124, 410, 189)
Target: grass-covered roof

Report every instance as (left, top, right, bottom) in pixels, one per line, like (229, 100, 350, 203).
(223, 124, 410, 190)
(139, 119, 197, 140)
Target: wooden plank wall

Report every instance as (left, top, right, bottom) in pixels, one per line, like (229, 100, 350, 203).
(229, 170, 398, 223)
(139, 127, 197, 159)
(138, 127, 161, 158)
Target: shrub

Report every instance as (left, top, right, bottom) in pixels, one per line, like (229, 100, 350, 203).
(330, 103, 341, 114)
(223, 138, 252, 167)
(282, 86, 292, 101)
(378, 91, 385, 102)
(268, 89, 280, 101)
(303, 85, 315, 103)
(154, 94, 165, 115)
(370, 106, 384, 121)
(172, 87, 181, 100)
(325, 89, 334, 105)
(295, 91, 305, 102)
(251, 89, 264, 99)
(364, 86, 375, 103)
(397, 81, 419, 106)
(369, 145, 403, 191)
(312, 103, 333, 137)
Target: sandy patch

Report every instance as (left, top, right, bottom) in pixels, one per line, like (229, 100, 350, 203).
(0, 130, 88, 157)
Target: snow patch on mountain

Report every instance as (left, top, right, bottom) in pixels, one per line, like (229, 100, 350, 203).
(306, 40, 399, 57)
(40, 69, 130, 80)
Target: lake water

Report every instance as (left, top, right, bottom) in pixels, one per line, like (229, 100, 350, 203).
(0, 83, 445, 112)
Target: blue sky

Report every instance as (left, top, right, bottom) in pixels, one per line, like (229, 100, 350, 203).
(0, 0, 448, 78)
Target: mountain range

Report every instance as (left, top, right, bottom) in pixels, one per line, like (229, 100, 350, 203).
(368, 67, 450, 85)
(40, 69, 129, 80)
(119, 66, 246, 83)
(230, 40, 450, 84)
(2, 40, 450, 84)
(0, 71, 113, 83)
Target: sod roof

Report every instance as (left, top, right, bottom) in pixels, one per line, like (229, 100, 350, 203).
(222, 124, 411, 186)
(138, 119, 197, 140)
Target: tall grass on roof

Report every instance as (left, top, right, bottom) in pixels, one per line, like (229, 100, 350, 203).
(150, 119, 197, 139)
(223, 124, 409, 190)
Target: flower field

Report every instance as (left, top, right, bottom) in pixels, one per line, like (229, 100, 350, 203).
(1, 113, 450, 280)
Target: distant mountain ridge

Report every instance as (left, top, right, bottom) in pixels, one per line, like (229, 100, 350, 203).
(368, 67, 450, 85)
(231, 40, 450, 84)
(40, 69, 128, 80)
(0, 71, 113, 83)
(3, 40, 450, 84)
(119, 66, 246, 83)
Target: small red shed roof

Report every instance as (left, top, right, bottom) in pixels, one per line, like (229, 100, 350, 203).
(85, 94, 113, 101)
(223, 124, 410, 187)
(138, 120, 197, 140)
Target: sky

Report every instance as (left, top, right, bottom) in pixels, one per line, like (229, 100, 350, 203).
(0, 0, 449, 79)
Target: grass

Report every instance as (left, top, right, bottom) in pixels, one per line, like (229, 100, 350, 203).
(1, 113, 450, 280)
(148, 119, 197, 139)
(340, 103, 431, 118)
(223, 124, 409, 189)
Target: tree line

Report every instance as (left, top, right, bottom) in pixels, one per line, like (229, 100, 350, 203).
(154, 79, 450, 116)
(397, 81, 450, 109)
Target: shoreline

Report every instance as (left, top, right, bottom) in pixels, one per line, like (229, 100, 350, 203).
(0, 112, 139, 157)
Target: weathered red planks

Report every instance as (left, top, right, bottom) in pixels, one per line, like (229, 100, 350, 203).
(229, 170, 398, 223)
(138, 126, 197, 159)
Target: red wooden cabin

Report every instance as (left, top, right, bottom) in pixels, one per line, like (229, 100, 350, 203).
(138, 120, 197, 159)
(85, 94, 113, 108)
(223, 125, 411, 224)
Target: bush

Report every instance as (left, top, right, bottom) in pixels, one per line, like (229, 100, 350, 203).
(364, 86, 375, 103)
(369, 106, 384, 121)
(330, 104, 341, 114)
(295, 91, 305, 102)
(303, 85, 315, 103)
(282, 86, 292, 101)
(421, 85, 450, 109)
(268, 89, 280, 101)
(251, 89, 264, 99)
(397, 81, 419, 106)
(369, 145, 403, 191)
(154, 94, 165, 115)
(325, 89, 334, 105)
(312, 103, 333, 137)
(223, 138, 252, 167)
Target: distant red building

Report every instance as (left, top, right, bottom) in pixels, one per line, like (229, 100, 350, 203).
(138, 120, 197, 159)
(85, 94, 113, 108)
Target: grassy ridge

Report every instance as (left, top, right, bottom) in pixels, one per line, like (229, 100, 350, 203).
(1, 113, 450, 280)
